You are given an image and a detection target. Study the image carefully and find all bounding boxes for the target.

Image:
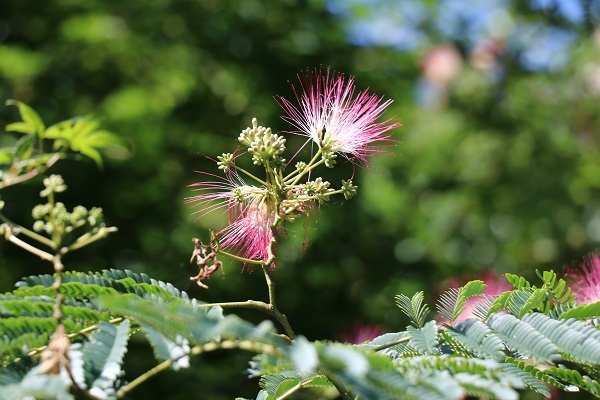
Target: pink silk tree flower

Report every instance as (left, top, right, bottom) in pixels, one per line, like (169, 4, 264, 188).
(186, 171, 276, 264)
(218, 195, 276, 263)
(277, 69, 401, 164)
(566, 253, 600, 304)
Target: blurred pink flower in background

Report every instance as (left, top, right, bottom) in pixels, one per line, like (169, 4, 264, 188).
(421, 44, 463, 84)
(565, 252, 600, 304)
(338, 322, 385, 344)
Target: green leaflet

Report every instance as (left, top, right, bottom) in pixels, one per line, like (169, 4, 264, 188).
(488, 313, 560, 363)
(259, 371, 331, 399)
(141, 325, 191, 370)
(437, 280, 486, 325)
(523, 313, 600, 365)
(395, 291, 430, 328)
(78, 320, 130, 394)
(559, 301, 600, 321)
(446, 318, 505, 361)
(407, 320, 439, 355)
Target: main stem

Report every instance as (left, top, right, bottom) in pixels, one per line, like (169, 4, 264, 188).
(261, 265, 295, 339)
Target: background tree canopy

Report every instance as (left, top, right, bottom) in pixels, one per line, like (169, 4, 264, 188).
(1, 0, 599, 398)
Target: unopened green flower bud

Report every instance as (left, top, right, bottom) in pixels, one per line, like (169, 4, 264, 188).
(40, 174, 67, 197)
(71, 205, 88, 222)
(270, 155, 286, 170)
(248, 128, 287, 167)
(239, 118, 270, 146)
(43, 222, 54, 235)
(342, 179, 358, 200)
(32, 204, 51, 219)
(33, 220, 45, 232)
(232, 188, 245, 203)
(52, 202, 68, 221)
(0, 200, 4, 211)
(295, 161, 307, 173)
(322, 150, 337, 168)
(304, 177, 332, 203)
(217, 153, 234, 172)
(88, 207, 103, 226)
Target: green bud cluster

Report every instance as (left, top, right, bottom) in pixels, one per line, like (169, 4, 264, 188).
(239, 118, 287, 168)
(217, 153, 234, 172)
(321, 150, 338, 168)
(341, 179, 358, 200)
(304, 177, 333, 203)
(40, 174, 67, 197)
(32, 201, 105, 236)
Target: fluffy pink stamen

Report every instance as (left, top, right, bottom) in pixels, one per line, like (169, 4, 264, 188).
(277, 68, 401, 163)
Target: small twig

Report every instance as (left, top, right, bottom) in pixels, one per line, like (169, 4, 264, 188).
(66, 226, 118, 252)
(261, 265, 295, 339)
(116, 339, 282, 399)
(2, 227, 54, 261)
(0, 213, 55, 248)
(25, 318, 126, 358)
(0, 153, 61, 189)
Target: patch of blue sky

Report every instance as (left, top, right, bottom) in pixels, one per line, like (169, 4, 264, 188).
(326, 0, 579, 71)
(512, 24, 577, 71)
(327, 0, 428, 50)
(434, 0, 510, 47)
(529, 0, 585, 24)
(346, 19, 426, 50)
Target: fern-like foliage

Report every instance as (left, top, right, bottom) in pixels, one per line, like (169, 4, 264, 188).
(0, 269, 196, 364)
(437, 280, 486, 325)
(395, 291, 430, 328)
(3, 268, 600, 400)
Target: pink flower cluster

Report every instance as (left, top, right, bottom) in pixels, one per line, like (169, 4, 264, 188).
(188, 69, 399, 266)
(278, 68, 400, 164)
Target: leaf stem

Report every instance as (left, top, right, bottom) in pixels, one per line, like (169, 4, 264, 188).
(372, 337, 411, 352)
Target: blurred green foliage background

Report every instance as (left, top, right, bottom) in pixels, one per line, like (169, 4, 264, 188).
(1, 0, 599, 398)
